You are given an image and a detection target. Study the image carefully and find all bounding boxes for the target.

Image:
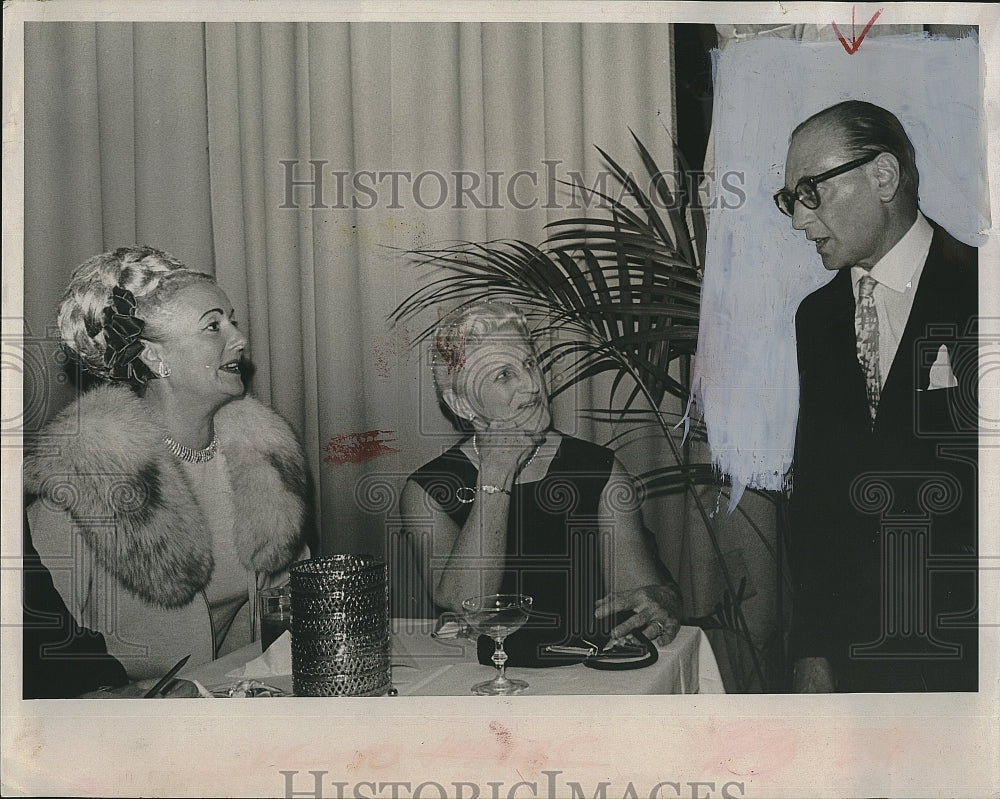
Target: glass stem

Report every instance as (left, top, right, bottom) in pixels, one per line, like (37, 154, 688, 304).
(492, 636, 509, 683)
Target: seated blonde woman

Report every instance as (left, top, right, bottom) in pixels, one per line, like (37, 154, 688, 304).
(400, 302, 682, 657)
(24, 246, 311, 685)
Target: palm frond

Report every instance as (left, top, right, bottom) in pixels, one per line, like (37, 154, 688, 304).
(392, 136, 703, 414)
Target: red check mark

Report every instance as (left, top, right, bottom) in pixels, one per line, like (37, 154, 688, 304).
(833, 7, 884, 54)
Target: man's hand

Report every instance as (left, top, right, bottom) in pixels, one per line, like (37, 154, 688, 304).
(793, 657, 836, 693)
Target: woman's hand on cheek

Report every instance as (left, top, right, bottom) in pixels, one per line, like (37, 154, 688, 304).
(476, 426, 545, 474)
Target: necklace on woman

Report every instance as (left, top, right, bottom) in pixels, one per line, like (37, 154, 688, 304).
(162, 432, 220, 463)
(472, 433, 541, 471)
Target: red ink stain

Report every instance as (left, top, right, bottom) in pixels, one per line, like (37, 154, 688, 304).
(345, 745, 399, 771)
(435, 328, 467, 374)
(324, 430, 400, 466)
(373, 345, 390, 379)
(832, 6, 883, 54)
(705, 722, 799, 779)
(422, 728, 599, 771)
(489, 720, 513, 762)
(373, 327, 412, 380)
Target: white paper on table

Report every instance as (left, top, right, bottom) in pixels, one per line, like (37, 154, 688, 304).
(190, 680, 216, 698)
(226, 630, 293, 679)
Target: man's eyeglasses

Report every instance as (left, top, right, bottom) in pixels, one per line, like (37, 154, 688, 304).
(774, 151, 881, 217)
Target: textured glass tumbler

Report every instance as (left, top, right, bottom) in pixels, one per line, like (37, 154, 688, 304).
(289, 555, 391, 697)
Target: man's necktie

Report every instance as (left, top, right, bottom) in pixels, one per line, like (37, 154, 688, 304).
(855, 274, 881, 422)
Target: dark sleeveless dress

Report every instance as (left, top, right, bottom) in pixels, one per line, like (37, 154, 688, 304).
(409, 433, 616, 653)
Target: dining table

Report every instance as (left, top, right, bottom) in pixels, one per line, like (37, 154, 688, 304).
(185, 619, 725, 696)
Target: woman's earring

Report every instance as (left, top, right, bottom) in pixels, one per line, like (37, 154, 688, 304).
(157, 361, 171, 378)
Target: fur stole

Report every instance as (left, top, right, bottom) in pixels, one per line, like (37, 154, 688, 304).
(23, 384, 309, 608)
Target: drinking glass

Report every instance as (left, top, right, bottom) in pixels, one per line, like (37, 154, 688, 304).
(461, 593, 533, 695)
(259, 585, 292, 651)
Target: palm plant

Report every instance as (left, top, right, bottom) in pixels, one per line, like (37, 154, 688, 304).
(391, 132, 784, 691)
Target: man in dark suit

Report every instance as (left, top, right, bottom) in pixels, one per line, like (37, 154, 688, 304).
(776, 100, 978, 692)
(22, 518, 129, 698)
(23, 512, 198, 698)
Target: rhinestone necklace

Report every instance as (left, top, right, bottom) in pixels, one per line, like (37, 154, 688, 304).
(162, 432, 220, 463)
(472, 433, 540, 471)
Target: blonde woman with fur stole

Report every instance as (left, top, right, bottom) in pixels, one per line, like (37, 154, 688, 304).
(24, 246, 311, 685)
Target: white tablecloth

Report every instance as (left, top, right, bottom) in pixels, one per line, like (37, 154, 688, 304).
(186, 619, 725, 696)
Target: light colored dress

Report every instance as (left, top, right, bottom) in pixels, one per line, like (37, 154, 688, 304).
(182, 454, 250, 657)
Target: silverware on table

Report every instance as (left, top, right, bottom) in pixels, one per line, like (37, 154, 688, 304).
(143, 654, 191, 698)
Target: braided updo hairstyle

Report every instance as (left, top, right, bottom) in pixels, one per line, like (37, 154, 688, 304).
(57, 245, 216, 385)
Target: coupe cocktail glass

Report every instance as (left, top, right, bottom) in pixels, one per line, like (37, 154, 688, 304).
(461, 593, 533, 695)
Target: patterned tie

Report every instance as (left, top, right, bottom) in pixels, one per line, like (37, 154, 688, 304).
(855, 274, 881, 422)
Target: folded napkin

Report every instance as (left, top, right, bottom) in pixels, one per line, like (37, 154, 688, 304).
(191, 680, 216, 698)
(227, 630, 293, 679)
(431, 617, 468, 640)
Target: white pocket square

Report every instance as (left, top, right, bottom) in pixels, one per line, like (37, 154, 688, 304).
(926, 344, 958, 391)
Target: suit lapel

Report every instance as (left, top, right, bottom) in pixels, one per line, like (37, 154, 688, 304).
(825, 269, 870, 419)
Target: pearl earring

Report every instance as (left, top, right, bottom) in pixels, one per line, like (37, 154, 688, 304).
(157, 361, 171, 378)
